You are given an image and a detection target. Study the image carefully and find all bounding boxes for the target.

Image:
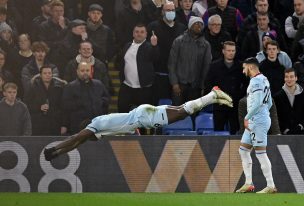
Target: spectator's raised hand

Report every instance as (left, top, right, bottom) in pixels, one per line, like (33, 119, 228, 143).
(151, 30, 158, 46)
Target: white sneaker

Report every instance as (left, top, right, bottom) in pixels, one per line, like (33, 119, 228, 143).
(235, 184, 255, 193)
(215, 99, 233, 107)
(212, 86, 233, 103)
(256, 186, 277, 194)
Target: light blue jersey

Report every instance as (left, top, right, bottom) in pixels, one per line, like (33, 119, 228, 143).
(242, 73, 272, 147)
(86, 104, 168, 139)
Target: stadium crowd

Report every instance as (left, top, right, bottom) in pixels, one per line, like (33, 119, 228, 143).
(0, 0, 304, 136)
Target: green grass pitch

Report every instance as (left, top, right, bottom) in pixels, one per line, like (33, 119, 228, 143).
(1, 193, 303, 206)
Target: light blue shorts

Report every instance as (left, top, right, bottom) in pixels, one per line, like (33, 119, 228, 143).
(86, 104, 168, 139)
(241, 120, 271, 147)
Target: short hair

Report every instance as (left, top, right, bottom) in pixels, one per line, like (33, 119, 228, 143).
(3, 82, 18, 91)
(50, 0, 64, 9)
(79, 40, 93, 49)
(134, 23, 147, 30)
(255, 0, 268, 4)
(285, 68, 297, 76)
(265, 40, 279, 50)
(31, 41, 50, 53)
(40, 65, 53, 74)
(208, 14, 222, 25)
(222, 41, 236, 49)
(18, 33, 31, 42)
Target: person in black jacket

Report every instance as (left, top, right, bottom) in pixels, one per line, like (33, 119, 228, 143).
(37, 0, 69, 61)
(205, 41, 246, 134)
(24, 66, 66, 135)
(86, 4, 117, 64)
(273, 68, 304, 135)
(147, 1, 186, 105)
(117, 23, 159, 112)
(204, 14, 232, 61)
(259, 40, 285, 95)
(62, 61, 110, 134)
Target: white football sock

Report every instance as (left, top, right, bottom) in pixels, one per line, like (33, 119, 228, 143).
(239, 146, 253, 185)
(255, 150, 275, 188)
(183, 92, 215, 114)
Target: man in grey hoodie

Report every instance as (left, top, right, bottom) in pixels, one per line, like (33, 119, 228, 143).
(273, 68, 304, 134)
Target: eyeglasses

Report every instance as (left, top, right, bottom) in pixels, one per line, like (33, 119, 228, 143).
(209, 23, 221, 26)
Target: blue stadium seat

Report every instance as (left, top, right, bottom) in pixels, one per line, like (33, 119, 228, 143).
(201, 131, 230, 136)
(195, 113, 214, 134)
(167, 130, 197, 136)
(158, 98, 172, 106)
(162, 116, 193, 135)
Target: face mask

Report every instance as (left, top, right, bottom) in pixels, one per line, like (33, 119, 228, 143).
(165, 11, 176, 21)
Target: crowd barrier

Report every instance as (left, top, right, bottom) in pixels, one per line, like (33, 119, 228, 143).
(0, 135, 303, 193)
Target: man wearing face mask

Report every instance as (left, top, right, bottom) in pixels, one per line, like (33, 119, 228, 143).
(147, 1, 186, 105)
(168, 16, 212, 106)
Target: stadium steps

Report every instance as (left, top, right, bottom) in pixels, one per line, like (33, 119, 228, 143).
(108, 62, 120, 113)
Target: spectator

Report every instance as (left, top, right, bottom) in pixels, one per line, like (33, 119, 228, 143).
(64, 41, 111, 92)
(0, 22, 16, 49)
(0, 0, 22, 33)
(168, 16, 211, 106)
(81, 0, 116, 28)
(204, 14, 232, 61)
(38, 0, 69, 56)
(175, 0, 196, 27)
(238, 96, 281, 135)
(203, 0, 243, 41)
(117, 23, 159, 112)
(31, 0, 52, 41)
(21, 41, 59, 95)
(205, 41, 246, 134)
(192, 0, 216, 17)
(237, 0, 281, 49)
(256, 31, 292, 69)
(0, 83, 31, 136)
(274, 68, 304, 135)
(0, 48, 13, 82)
(86, 4, 116, 64)
(0, 6, 18, 37)
(241, 13, 287, 60)
(50, 19, 88, 74)
(24, 65, 66, 135)
(285, 0, 304, 41)
(62, 62, 110, 134)
(115, 0, 158, 48)
(259, 40, 286, 95)
(9, 33, 33, 98)
(147, 1, 186, 105)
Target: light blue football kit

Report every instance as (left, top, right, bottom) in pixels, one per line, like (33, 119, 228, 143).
(241, 73, 272, 147)
(86, 104, 168, 139)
